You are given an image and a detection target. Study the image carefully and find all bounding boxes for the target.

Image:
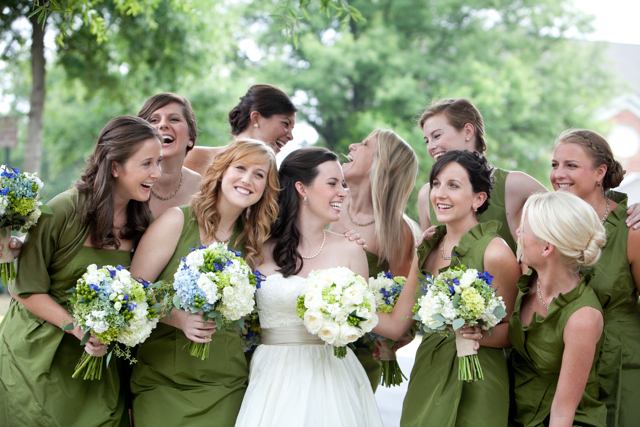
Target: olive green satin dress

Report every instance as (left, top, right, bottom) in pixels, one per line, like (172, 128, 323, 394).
(430, 169, 516, 253)
(131, 206, 248, 427)
(509, 270, 606, 427)
(401, 221, 510, 427)
(585, 191, 640, 427)
(0, 188, 127, 427)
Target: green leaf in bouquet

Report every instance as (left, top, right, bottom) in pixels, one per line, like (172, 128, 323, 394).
(124, 320, 130, 327)
(106, 350, 113, 367)
(80, 331, 91, 346)
(172, 295, 182, 311)
(412, 313, 422, 321)
(154, 303, 162, 313)
(452, 318, 465, 331)
(231, 319, 244, 330)
(431, 322, 444, 329)
(493, 305, 507, 319)
(431, 313, 446, 323)
(201, 266, 212, 273)
(66, 288, 76, 294)
(39, 205, 52, 215)
(61, 322, 74, 331)
(452, 294, 461, 308)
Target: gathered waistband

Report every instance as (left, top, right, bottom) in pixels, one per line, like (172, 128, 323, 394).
(261, 325, 325, 346)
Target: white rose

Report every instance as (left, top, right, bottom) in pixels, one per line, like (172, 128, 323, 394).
(317, 321, 341, 345)
(304, 291, 323, 311)
(341, 284, 364, 306)
(117, 269, 131, 281)
(336, 324, 361, 346)
(459, 269, 478, 289)
(185, 250, 205, 269)
(360, 313, 379, 332)
(304, 310, 325, 334)
(109, 292, 117, 301)
(197, 274, 219, 305)
(114, 302, 122, 311)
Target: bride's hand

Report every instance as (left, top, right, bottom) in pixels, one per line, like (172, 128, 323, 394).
(343, 230, 367, 251)
(460, 325, 483, 351)
(175, 310, 217, 343)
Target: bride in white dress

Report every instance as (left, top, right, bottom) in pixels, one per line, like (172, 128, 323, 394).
(235, 147, 384, 427)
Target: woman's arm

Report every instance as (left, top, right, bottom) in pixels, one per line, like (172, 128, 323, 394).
(10, 290, 105, 349)
(504, 172, 548, 240)
(626, 204, 640, 229)
(130, 207, 215, 343)
(550, 306, 603, 427)
(389, 223, 415, 277)
(372, 253, 420, 341)
(463, 238, 520, 349)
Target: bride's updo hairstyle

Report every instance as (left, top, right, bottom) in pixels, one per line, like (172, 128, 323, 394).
(228, 84, 298, 135)
(555, 129, 625, 192)
(272, 147, 339, 277)
(429, 150, 493, 215)
(521, 192, 606, 271)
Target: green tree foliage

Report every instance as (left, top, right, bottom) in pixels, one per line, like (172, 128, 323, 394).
(248, 0, 618, 218)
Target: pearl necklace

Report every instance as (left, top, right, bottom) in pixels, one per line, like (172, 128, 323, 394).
(301, 230, 326, 259)
(151, 172, 183, 201)
(346, 202, 375, 227)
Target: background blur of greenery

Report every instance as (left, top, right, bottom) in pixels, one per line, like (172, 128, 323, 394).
(0, 0, 620, 221)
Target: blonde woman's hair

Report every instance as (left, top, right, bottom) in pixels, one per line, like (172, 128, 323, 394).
(555, 129, 626, 191)
(369, 129, 420, 267)
(191, 139, 279, 266)
(520, 192, 606, 271)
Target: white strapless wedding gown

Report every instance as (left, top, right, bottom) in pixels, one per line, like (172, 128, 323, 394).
(234, 273, 383, 427)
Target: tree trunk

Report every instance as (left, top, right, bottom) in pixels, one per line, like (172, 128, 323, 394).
(24, 14, 45, 174)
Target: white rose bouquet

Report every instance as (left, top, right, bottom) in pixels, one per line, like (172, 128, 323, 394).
(0, 165, 49, 286)
(413, 265, 506, 382)
(172, 242, 259, 360)
(296, 267, 378, 359)
(369, 271, 414, 387)
(64, 264, 160, 380)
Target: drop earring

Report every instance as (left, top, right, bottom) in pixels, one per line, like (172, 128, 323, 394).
(303, 196, 308, 202)
(596, 182, 601, 187)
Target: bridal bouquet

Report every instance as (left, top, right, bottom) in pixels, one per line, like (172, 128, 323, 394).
(413, 265, 506, 382)
(369, 271, 412, 387)
(64, 264, 159, 380)
(296, 267, 378, 359)
(0, 165, 49, 286)
(172, 242, 259, 360)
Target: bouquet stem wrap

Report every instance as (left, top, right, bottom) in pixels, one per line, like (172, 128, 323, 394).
(188, 342, 210, 360)
(379, 339, 407, 387)
(73, 346, 108, 380)
(455, 329, 483, 382)
(0, 227, 15, 286)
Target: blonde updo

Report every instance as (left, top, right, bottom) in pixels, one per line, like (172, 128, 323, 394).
(555, 129, 625, 191)
(521, 192, 606, 271)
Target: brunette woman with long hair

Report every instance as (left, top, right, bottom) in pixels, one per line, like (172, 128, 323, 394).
(0, 116, 162, 426)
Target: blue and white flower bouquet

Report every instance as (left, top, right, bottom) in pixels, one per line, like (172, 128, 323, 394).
(369, 271, 411, 387)
(0, 165, 49, 285)
(296, 267, 378, 359)
(238, 311, 261, 353)
(172, 242, 259, 360)
(65, 264, 160, 380)
(413, 265, 506, 382)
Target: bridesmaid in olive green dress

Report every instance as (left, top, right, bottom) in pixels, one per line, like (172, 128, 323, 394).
(549, 129, 640, 427)
(417, 98, 547, 251)
(374, 150, 520, 427)
(330, 129, 419, 391)
(0, 116, 162, 426)
(129, 139, 279, 427)
(510, 191, 607, 427)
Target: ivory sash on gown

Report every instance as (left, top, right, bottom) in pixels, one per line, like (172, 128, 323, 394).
(261, 325, 324, 346)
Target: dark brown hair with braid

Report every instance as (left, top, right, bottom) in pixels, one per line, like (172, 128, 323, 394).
(555, 129, 626, 191)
